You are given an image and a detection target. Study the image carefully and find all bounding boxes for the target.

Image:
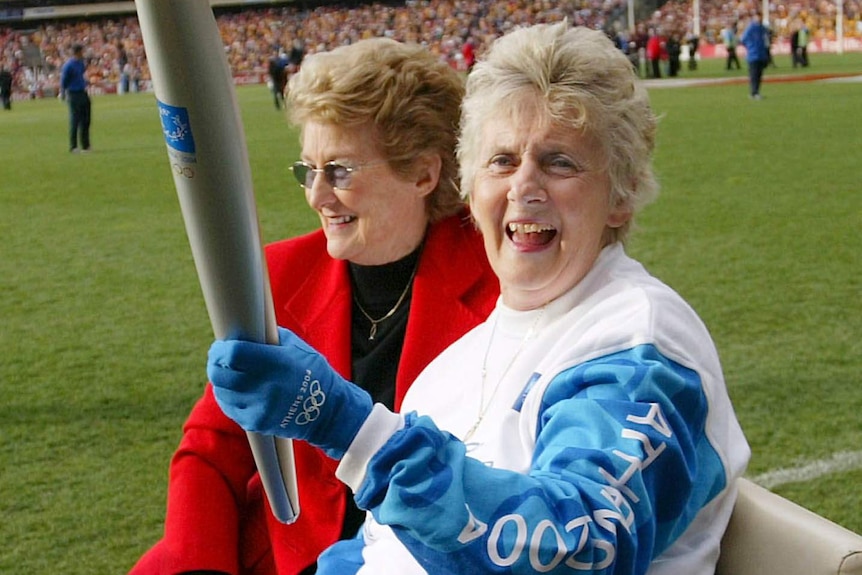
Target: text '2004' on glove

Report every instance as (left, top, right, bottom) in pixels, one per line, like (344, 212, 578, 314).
(208, 327, 373, 460)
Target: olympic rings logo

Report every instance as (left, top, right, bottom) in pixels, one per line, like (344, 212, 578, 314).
(172, 163, 195, 179)
(295, 379, 326, 425)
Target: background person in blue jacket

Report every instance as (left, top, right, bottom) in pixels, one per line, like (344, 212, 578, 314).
(59, 44, 91, 152)
(208, 21, 750, 575)
(740, 12, 770, 100)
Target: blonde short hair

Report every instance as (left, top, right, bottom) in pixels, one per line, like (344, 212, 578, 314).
(287, 38, 465, 222)
(458, 23, 659, 244)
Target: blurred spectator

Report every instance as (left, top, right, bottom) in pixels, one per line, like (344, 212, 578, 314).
(686, 29, 699, 70)
(766, 21, 778, 67)
(268, 50, 288, 109)
(0, 62, 12, 109)
(722, 19, 742, 69)
(667, 30, 682, 75)
(59, 43, 91, 151)
(287, 37, 304, 73)
(646, 27, 666, 78)
(740, 12, 770, 99)
(117, 40, 130, 93)
(798, 20, 811, 66)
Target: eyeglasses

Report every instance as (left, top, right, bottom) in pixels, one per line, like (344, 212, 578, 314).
(290, 160, 386, 190)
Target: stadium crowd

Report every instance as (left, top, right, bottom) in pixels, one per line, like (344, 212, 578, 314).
(646, 0, 860, 46)
(1, 0, 860, 98)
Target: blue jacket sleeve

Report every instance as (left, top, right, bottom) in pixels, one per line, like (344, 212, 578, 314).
(351, 344, 726, 574)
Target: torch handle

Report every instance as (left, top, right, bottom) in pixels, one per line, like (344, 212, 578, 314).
(135, 0, 299, 524)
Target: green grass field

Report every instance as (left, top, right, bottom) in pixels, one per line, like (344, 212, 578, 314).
(654, 46, 862, 79)
(1, 52, 861, 573)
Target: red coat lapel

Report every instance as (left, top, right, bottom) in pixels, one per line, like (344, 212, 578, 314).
(266, 211, 497, 409)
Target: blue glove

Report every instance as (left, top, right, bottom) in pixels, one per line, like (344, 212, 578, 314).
(208, 327, 373, 460)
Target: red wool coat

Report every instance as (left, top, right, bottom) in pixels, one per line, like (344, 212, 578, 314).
(130, 210, 499, 575)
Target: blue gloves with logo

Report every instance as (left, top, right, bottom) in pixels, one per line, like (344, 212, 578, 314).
(208, 327, 373, 460)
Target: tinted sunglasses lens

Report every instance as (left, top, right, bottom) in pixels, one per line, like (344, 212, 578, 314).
(324, 163, 351, 189)
(291, 162, 312, 188)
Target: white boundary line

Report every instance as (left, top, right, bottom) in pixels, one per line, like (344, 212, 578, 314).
(641, 74, 862, 89)
(750, 450, 862, 489)
(819, 75, 862, 83)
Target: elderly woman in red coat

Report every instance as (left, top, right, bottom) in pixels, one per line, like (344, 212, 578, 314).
(129, 37, 499, 575)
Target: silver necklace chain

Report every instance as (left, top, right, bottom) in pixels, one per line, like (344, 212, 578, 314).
(353, 262, 418, 341)
(464, 305, 546, 442)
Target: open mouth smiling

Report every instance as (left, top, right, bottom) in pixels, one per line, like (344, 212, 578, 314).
(506, 222, 557, 247)
(327, 214, 357, 225)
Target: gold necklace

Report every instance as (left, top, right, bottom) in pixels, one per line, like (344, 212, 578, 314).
(463, 305, 546, 442)
(353, 262, 418, 341)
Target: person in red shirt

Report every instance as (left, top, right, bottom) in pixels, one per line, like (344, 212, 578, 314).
(645, 28, 666, 79)
(129, 37, 499, 575)
(462, 37, 476, 72)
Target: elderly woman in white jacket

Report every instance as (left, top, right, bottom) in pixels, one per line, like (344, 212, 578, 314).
(208, 21, 750, 575)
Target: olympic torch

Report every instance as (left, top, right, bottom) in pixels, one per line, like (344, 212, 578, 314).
(135, 0, 299, 523)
